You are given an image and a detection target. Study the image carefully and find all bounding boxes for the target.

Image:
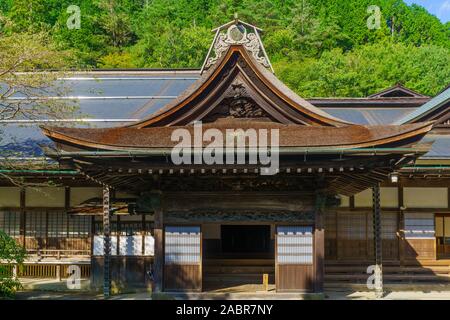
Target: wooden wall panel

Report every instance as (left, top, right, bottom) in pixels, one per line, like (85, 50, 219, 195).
(404, 239, 436, 260)
(25, 237, 45, 250)
(164, 265, 201, 292)
(25, 187, 65, 207)
(324, 212, 337, 260)
(404, 188, 448, 208)
(337, 212, 367, 259)
(163, 225, 202, 292)
(91, 256, 153, 290)
(276, 226, 314, 292)
(0, 187, 21, 207)
(65, 238, 91, 252)
(276, 265, 314, 292)
(331, 211, 399, 261)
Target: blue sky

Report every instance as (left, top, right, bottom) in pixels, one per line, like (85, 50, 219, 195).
(404, 0, 450, 22)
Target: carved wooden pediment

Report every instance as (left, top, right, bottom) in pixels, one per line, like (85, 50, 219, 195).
(125, 44, 349, 128)
(202, 79, 272, 122)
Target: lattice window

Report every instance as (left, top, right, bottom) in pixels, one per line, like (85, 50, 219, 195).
(47, 211, 67, 238)
(277, 226, 313, 264)
(382, 212, 398, 239)
(120, 222, 143, 236)
(67, 216, 91, 238)
(340, 212, 366, 240)
(0, 211, 20, 236)
(404, 213, 435, 239)
(93, 220, 118, 235)
(164, 226, 201, 264)
(25, 211, 46, 237)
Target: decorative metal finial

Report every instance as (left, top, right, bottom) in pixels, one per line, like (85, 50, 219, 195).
(200, 18, 274, 74)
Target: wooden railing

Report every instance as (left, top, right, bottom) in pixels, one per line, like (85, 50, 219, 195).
(26, 249, 91, 259)
(0, 263, 91, 279)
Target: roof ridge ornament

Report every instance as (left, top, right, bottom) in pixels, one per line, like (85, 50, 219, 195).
(200, 18, 274, 74)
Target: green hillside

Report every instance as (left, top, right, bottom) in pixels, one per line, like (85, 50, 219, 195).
(1, 0, 449, 97)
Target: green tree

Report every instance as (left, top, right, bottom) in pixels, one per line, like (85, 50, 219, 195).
(0, 0, 449, 94)
(94, 0, 136, 48)
(0, 231, 25, 298)
(275, 41, 450, 97)
(0, 31, 78, 184)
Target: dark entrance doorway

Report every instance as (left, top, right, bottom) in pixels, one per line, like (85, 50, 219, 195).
(203, 224, 275, 292)
(221, 225, 271, 254)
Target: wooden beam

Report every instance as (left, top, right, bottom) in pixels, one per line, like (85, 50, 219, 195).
(398, 186, 405, 266)
(20, 188, 25, 249)
(314, 192, 325, 293)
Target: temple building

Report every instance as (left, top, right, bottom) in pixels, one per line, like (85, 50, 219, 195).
(1, 20, 450, 296)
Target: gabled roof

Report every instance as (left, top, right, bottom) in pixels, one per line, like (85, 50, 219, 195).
(368, 83, 428, 99)
(394, 85, 450, 124)
(128, 45, 350, 128)
(41, 120, 433, 151)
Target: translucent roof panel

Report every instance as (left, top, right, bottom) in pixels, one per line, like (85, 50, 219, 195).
(421, 135, 450, 159)
(323, 108, 417, 125)
(0, 121, 135, 157)
(75, 98, 168, 119)
(320, 109, 370, 125)
(359, 108, 417, 125)
(59, 77, 197, 97)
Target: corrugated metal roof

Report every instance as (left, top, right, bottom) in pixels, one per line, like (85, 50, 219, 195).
(394, 87, 450, 124)
(0, 72, 199, 156)
(1, 72, 447, 159)
(323, 108, 416, 125)
(420, 135, 450, 159)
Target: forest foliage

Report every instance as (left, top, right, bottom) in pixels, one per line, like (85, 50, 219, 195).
(0, 0, 449, 97)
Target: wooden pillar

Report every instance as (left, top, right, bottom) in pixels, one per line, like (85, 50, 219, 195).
(116, 215, 121, 256)
(398, 186, 405, 265)
(20, 188, 26, 248)
(56, 264, 61, 282)
(142, 214, 146, 256)
(314, 192, 325, 293)
(152, 192, 164, 293)
(65, 187, 70, 251)
(372, 184, 384, 297)
(102, 186, 111, 298)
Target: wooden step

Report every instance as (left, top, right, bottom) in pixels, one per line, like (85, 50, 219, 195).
(325, 266, 450, 274)
(204, 265, 274, 274)
(325, 274, 450, 283)
(203, 259, 274, 266)
(204, 273, 275, 284)
(325, 259, 450, 267)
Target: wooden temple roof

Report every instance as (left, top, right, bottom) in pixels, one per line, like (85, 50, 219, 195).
(35, 21, 437, 196)
(42, 120, 432, 151)
(368, 83, 429, 99)
(125, 45, 350, 128)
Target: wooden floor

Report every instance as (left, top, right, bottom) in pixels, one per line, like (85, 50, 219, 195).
(204, 283, 276, 293)
(203, 258, 275, 292)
